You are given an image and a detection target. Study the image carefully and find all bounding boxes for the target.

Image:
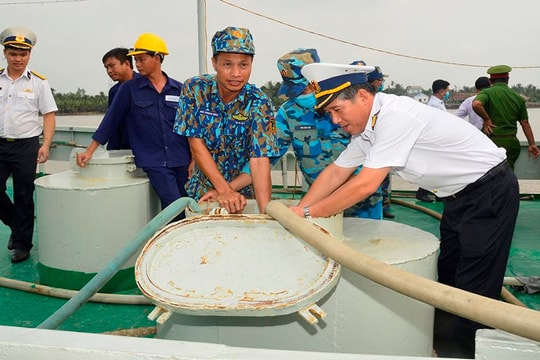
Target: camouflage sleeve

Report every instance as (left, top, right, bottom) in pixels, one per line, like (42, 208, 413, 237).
(250, 96, 280, 158)
(173, 78, 205, 138)
(275, 105, 294, 160)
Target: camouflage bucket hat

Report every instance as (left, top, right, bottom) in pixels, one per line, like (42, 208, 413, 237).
(277, 48, 320, 99)
(211, 26, 255, 56)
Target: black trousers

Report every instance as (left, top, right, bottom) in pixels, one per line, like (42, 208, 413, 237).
(435, 164, 519, 357)
(0, 137, 39, 251)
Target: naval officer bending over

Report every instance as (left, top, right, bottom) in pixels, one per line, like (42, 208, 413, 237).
(290, 62, 519, 359)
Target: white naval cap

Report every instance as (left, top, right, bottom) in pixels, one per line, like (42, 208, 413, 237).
(0, 26, 37, 49)
(301, 63, 374, 110)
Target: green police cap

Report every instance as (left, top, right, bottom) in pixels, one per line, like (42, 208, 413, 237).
(487, 65, 512, 79)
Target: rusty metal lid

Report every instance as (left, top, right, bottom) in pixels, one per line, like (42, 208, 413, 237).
(135, 214, 340, 316)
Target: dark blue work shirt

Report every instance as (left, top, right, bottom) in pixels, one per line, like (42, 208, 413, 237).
(106, 71, 141, 150)
(93, 72, 190, 168)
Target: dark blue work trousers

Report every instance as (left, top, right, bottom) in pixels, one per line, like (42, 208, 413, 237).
(144, 165, 189, 222)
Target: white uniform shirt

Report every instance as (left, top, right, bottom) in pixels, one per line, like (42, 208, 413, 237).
(0, 67, 58, 138)
(335, 93, 506, 197)
(454, 95, 483, 130)
(427, 95, 446, 111)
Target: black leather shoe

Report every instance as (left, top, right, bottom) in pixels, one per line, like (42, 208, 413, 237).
(415, 188, 435, 202)
(383, 210, 395, 219)
(11, 249, 30, 263)
(7, 235, 14, 250)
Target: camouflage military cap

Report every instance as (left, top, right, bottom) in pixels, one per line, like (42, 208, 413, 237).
(211, 26, 255, 56)
(277, 48, 320, 99)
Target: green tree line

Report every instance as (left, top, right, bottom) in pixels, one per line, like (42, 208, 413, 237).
(53, 88, 108, 114)
(53, 81, 540, 114)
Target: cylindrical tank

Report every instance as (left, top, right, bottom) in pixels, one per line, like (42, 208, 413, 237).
(35, 149, 160, 292)
(139, 213, 439, 357)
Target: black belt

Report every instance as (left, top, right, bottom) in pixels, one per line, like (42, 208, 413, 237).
(0, 137, 16, 143)
(0, 136, 38, 143)
(444, 160, 509, 200)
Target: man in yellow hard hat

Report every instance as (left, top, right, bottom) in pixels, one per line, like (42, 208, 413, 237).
(0, 26, 57, 263)
(173, 26, 279, 214)
(77, 33, 190, 221)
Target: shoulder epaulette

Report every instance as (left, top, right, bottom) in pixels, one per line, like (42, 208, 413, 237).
(0, 68, 4, 75)
(30, 70, 47, 80)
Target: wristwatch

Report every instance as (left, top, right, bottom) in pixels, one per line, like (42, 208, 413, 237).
(303, 206, 312, 219)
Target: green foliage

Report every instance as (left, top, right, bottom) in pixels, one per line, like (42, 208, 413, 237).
(384, 82, 409, 96)
(51, 81, 540, 115)
(53, 88, 108, 114)
(261, 81, 285, 109)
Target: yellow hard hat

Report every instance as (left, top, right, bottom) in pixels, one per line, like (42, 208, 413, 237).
(127, 33, 169, 56)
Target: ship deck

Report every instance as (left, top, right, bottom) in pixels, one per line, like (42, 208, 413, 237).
(1, 176, 539, 337)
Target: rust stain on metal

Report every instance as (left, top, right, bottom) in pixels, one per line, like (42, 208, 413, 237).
(136, 214, 341, 315)
(240, 289, 289, 303)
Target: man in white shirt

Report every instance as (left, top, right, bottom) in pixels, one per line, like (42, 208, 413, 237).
(455, 76, 490, 130)
(0, 26, 57, 263)
(292, 62, 518, 358)
(427, 79, 450, 110)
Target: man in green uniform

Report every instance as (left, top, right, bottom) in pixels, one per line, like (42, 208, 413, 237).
(472, 65, 539, 168)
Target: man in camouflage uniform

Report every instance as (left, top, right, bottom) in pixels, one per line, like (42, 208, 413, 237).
(271, 49, 382, 219)
(174, 26, 279, 214)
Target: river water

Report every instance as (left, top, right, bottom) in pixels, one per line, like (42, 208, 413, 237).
(55, 108, 540, 143)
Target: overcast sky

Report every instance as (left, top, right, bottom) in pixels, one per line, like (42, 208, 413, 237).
(2, 0, 540, 95)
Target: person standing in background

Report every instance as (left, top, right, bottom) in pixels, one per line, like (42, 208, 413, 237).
(455, 76, 490, 130)
(0, 26, 57, 263)
(77, 33, 190, 221)
(174, 26, 279, 215)
(472, 65, 539, 169)
(101, 47, 140, 150)
(427, 79, 450, 110)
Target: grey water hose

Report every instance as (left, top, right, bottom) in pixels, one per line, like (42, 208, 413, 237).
(37, 197, 200, 330)
(266, 200, 540, 344)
